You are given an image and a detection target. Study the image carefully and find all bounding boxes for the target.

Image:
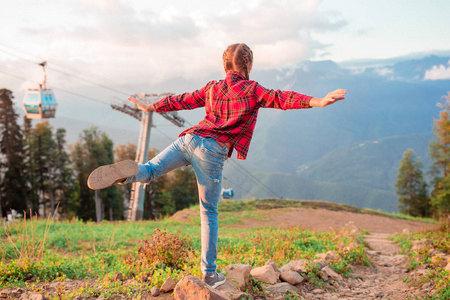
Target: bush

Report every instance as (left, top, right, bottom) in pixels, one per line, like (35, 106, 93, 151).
(137, 228, 195, 270)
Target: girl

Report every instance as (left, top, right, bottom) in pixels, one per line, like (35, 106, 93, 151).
(87, 43, 346, 288)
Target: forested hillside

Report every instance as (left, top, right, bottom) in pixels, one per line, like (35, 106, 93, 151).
(6, 55, 450, 213)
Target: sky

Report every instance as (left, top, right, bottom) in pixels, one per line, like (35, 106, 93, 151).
(1, 0, 450, 95)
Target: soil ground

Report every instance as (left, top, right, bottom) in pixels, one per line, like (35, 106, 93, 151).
(2, 207, 434, 299)
(221, 207, 433, 234)
(171, 207, 434, 299)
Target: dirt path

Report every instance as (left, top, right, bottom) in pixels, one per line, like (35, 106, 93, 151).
(171, 207, 432, 299)
(306, 233, 422, 300)
(227, 207, 433, 234)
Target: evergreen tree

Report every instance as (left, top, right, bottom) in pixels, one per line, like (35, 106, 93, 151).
(429, 92, 450, 214)
(54, 128, 73, 217)
(26, 122, 57, 216)
(22, 117, 39, 214)
(395, 149, 430, 217)
(114, 143, 138, 203)
(71, 127, 123, 221)
(0, 89, 27, 217)
(170, 166, 198, 211)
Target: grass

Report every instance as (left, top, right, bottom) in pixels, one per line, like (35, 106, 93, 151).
(0, 199, 438, 299)
(220, 198, 436, 223)
(391, 216, 450, 299)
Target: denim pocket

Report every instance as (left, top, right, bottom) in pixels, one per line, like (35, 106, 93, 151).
(204, 138, 228, 157)
(201, 145, 226, 159)
(198, 145, 226, 177)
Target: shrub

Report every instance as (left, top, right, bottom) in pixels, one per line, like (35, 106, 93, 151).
(137, 228, 195, 270)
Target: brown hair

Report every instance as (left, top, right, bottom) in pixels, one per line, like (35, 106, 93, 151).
(223, 43, 253, 80)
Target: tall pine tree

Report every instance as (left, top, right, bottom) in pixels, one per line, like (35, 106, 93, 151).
(26, 122, 58, 217)
(429, 92, 450, 215)
(170, 166, 198, 212)
(395, 149, 430, 217)
(22, 117, 40, 214)
(71, 127, 123, 221)
(54, 128, 73, 218)
(0, 89, 27, 217)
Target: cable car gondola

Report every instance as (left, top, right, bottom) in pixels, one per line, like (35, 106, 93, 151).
(23, 61, 57, 119)
(221, 188, 234, 200)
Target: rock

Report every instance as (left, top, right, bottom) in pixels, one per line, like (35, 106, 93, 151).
(97, 296, 105, 300)
(265, 282, 300, 294)
(322, 266, 343, 281)
(5, 288, 25, 299)
(316, 251, 338, 262)
(216, 281, 251, 300)
(160, 276, 176, 293)
(315, 253, 328, 260)
(224, 264, 252, 291)
(150, 287, 160, 297)
(348, 273, 363, 280)
(430, 251, 449, 268)
(366, 250, 381, 256)
(29, 294, 48, 300)
(265, 259, 277, 270)
(422, 282, 433, 289)
(428, 249, 445, 257)
(312, 258, 329, 269)
(250, 265, 277, 285)
(174, 275, 230, 300)
(445, 263, 450, 272)
(402, 228, 410, 235)
(279, 271, 304, 285)
(20, 293, 28, 300)
(411, 239, 432, 253)
(432, 256, 448, 268)
(326, 250, 339, 261)
(279, 260, 307, 274)
(319, 271, 328, 281)
(0, 291, 7, 299)
(115, 272, 124, 281)
(312, 288, 324, 294)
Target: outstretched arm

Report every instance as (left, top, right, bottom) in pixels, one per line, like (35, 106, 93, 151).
(309, 89, 346, 107)
(128, 97, 154, 112)
(128, 87, 207, 113)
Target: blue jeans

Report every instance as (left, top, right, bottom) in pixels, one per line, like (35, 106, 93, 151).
(125, 134, 228, 275)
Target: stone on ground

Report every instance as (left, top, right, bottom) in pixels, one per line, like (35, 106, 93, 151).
(223, 264, 252, 291)
(279, 270, 304, 285)
(250, 265, 278, 285)
(216, 281, 251, 300)
(174, 275, 230, 300)
(322, 266, 343, 281)
(160, 276, 176, 293)
(265, 282, 300, 294)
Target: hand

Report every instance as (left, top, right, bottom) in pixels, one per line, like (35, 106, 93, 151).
(310, 89, 346, 108)
(128, 97, 154, 112)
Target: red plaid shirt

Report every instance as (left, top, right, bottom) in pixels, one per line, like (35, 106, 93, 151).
(153, 72, 312, 160)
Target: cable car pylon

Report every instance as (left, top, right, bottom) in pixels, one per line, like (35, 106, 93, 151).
(22, 61, 57, 119)
(111, 93, 185, 221)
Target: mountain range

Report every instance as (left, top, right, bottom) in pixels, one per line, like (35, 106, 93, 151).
(11, 54, 450, 212)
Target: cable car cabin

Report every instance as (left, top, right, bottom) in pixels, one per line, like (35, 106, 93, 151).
(23, 87, 57, 119)
(221, 188, 234, 200)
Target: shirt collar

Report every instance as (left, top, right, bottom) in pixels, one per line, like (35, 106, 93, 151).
(226, 71, 245, 82)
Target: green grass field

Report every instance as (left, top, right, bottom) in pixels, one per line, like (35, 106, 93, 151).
(0, 199, 447, 299)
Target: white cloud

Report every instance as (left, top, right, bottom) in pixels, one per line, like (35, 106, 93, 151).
(424, 60, 450, 80)
(374, 67, 393, 76)
(0, 0, 347, 88)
